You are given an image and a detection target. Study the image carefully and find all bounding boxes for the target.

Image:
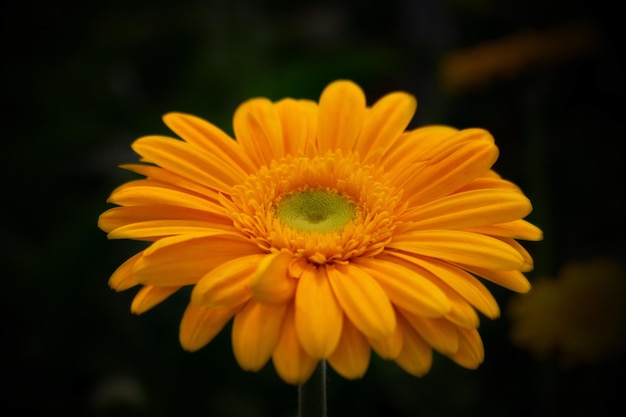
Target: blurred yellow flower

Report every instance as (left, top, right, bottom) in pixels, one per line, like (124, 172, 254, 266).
(99, 80, 542, 384)
(439, 21, 597, 94)
(509, 258, 626, 366)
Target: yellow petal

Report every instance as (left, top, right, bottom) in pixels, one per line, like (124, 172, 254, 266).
(107, 219, 237, 241)
(108, 252, 142, 291)
(353, 256, 451, 318)
(131, 285, 180, 314)
(275, 98, 318, 157)
(400, 189, 532, 230)
(98, 205, 230, 234)
(400, 311, 459, 355)
(462, 266, 531, 293)
(179, 304, 239, 352)
(233, 98, 283, 167)
(447, 327, 484, 369)
(163, 112, 256, 173)
(388, 230, 525, 271)
(393, 315, 433, 377)
(191, 255, 263, 308)
(272, 304, 318, 384)
(107, 181, 227, 216)
(317, 80, 366, 154)
(327, 318, 371, 379)
(368, 314, 404, 359)
(120, 164, 222, 201)
(463, 219, 544, 241)
(391, 254, 500, 319)
(134, 235, 262, 286)
(404, 139, 498, 206)
(327, 263, 396, 340)
(232, 300, 288, 371)
(132, 136, 246, 192)
(250, 251, 297, 304)
(358, 91, 417, 164)
(294, 265, 343, 358)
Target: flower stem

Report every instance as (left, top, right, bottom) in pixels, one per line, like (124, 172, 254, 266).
(298, 360, 327, 417)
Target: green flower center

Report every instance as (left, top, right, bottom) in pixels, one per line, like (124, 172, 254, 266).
(275, 189, 356, 233)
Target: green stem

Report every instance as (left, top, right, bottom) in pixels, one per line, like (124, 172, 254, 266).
(298, 360, 327, 417)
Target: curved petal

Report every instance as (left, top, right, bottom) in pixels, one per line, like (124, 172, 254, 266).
(388, 230, 525, 271)
(369, 312, 404, 359)
(400, 189, 532, 230)
(275, 98, 318, 157)
(393, 315, 433, 377)
(358, 91, 417, 164)
(132, 136, 246, 192)
(107, 180, 228, 216)
(294, 265, 343, 358)
(191, 254, 264, 308)
(233, 98, 283, 167)
(134, 235, 262, 286)
(107, 219, 237, 241)
(461, 266, 531, 293)
(389, 253, 500, 319)
(163, 112, 256, 173)
(327, 263, 396, 340)
(179, 304, 239, 352)
(463, 219, 544, 241)
(272, 304, 318, 384)
(250, 251, 297, 304)
(403, 139, 499, 206)
(400, 311, 459, 355)
(98, 205, 231, 234)
(317, 80, 366, 154)
(353, 256, 451, 318)
(232, 300, 288, 371)
(327, 318, 371, 379)
(131, 285, 180, 314)
(447, 327, 484, 369)
(108, 252, 142, 291)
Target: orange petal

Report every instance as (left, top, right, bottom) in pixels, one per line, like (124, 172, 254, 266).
(447, 327, 484, 369)
(131, 285, 180, 314)
(393, 315, 433, 377)
(250, 251, 297, 304)
(463, 219, 544, 241)
(272, 304, 318, 384)
(134, 235, 262, 286)
(327, 318, 371, 379)
(233, 98, 283, 167)
(294, 265, 343, 358)
(358, 91, 417, 164)
(108, 252, 142, 291)
(191, 254, 263, 308)
(275, 98, 318, 157)
(354, 255, 451, 318)
(368, 312, 405, 359)
(107, 219, 237, 241)
(400, 189, 532, 230)
(462, 266, 531, 293)
(163, 112, 256, 173)
(400, 311, 459, 355)
(132, 136, 246, 192)
(388, 230, 525, 271)
(179, 304, 239, 352)
(232, 300, 288, 371)
(317, 80, 366, 154)
(327, 263, 397, 340)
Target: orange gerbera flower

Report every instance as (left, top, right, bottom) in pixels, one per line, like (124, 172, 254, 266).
(98, 80, 542, 384)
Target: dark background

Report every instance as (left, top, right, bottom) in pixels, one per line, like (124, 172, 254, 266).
(2, 0, 625, 416)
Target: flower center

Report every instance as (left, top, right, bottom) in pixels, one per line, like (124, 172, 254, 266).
(275, 189, 356, 233)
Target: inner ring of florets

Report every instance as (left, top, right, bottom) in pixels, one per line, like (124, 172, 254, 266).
(225, 151, 402, 264)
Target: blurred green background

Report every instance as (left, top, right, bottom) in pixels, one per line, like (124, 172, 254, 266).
(2, 0, 625, 416)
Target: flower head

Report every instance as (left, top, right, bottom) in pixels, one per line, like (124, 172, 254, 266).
(508, 258, 626, 366)
(99, 80, 542, 384)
